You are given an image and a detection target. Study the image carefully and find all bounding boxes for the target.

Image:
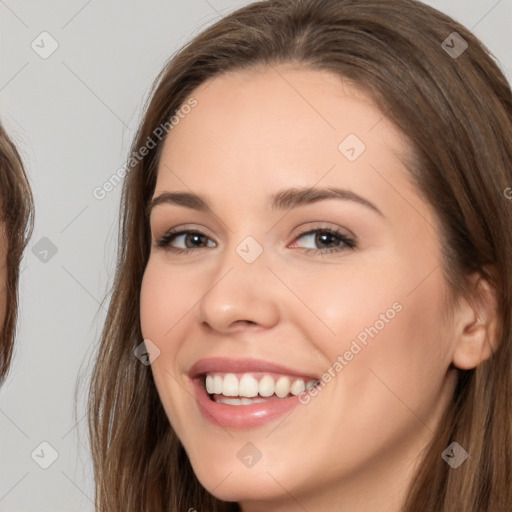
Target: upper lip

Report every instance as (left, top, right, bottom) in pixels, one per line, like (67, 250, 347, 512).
(188, 357, 319, 381)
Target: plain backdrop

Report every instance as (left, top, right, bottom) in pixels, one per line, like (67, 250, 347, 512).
(0, 1, 511, 510)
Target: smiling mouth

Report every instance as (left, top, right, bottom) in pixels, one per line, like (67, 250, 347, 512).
(202, 372, 320, 405)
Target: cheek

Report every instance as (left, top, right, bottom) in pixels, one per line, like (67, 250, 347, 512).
(288, 251, 411, 358)
(139, 259, 199, 427)
(140, 260, 184, 341)
(333, 270, 453, 430)
(310, 251, 452, 412)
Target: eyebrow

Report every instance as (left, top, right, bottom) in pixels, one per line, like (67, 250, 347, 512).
(146, 186, 384, 218)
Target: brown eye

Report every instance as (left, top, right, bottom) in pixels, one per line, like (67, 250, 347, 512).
(290, 228, 357, 255)
(157, 230, 216, 253)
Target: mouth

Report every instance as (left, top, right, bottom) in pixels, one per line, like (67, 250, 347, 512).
(188, 358, 322, 429)
(202, 372, 320, 405)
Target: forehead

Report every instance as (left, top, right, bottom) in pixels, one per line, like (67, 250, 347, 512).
(155, 65, 415, 205)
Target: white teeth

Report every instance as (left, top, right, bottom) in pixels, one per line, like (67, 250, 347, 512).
(218, 397, 243, 406)
(275, 376, 291, 398)
(205, 375, 214, 394)
(216, 396, 269, 406)
(213, 374, 223, 394)
(223, 373, 239, 396)
(204, 372, 318, 399)
(258, 375, 275, 397)
(290, 379, 306, 395)
(238, 374, 259, 397)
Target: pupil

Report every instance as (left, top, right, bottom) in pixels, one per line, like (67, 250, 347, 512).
(317, 233, 335, 248)
(188, 234, 204, 247)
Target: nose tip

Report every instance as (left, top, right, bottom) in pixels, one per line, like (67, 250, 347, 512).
(196, 265, 280, 333)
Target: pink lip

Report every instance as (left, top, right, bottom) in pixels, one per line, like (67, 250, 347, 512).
(188, 357, 319, 380)
(191, 377, 305, 429)
(188, 357, 319, 429)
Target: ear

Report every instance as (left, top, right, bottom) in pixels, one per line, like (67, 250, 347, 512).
(451, 269, 501, 370)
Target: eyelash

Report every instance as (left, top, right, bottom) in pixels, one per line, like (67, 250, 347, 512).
(155, 226, 357, 256)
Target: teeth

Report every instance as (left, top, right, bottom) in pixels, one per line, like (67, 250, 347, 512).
(258, 375, 275, 397)
(204, 372, 318, 399)
(216, 396, 269, 406)
(223, 373, 239, 396)
(275, 376, 291, 398)
(290, 379, 306, 395)
(213, 374, 223, 394)
(206, 375, 214, 394)
(238, 374, 259, 397)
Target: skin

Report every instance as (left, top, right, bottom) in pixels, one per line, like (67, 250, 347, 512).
(140, 65, 499, 512)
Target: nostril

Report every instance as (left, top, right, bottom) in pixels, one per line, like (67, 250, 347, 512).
(234, 320, 257, 327)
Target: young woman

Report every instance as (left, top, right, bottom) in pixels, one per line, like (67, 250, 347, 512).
(0, 122, 34, 383)
(88, 0, 512, 510)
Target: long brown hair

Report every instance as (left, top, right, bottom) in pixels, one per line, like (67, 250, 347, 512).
(0, 122, 34, 383)
(88, 0, 512, 510)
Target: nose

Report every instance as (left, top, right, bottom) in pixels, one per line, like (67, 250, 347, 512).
(196, 246, 281, 333)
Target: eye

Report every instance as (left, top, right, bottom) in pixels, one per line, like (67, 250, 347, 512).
(155, 225, 356, 256)
(156, 228, 216, 254)
(289, 227, 357, 255)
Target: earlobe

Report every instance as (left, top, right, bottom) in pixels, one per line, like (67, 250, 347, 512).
(451, 272, 501, 371)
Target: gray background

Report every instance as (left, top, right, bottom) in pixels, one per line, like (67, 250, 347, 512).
(0, 1, 510, 510)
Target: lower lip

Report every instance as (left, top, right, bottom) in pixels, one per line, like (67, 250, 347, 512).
(191, 377, 305, 429)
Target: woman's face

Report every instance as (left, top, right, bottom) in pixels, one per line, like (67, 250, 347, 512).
(140, 65, 460, 509)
